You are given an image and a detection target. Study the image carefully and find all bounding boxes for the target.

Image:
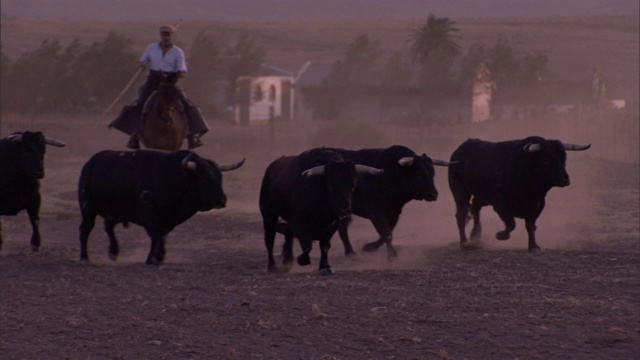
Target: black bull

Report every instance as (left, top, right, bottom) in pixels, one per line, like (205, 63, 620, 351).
(327, 145, 451, 258)
(0, 131, 66, 251)
(260, 148, 383, 275)
(448, 136, 590, 251)
(78, 149, 244, 265)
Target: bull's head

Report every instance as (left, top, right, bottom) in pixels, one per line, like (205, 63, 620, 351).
(6, 132, 65, 179)
(180, 152, 233, 211)
(181, 152, 245, 211)
(523, 140, 590, 187)
(302, 162, 383, 220)
(397, 154, 449, 201)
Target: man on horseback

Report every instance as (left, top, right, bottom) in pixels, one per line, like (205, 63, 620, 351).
(109, 25, 208, 149)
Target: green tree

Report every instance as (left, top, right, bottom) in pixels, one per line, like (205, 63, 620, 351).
(88, 32, 138, 111)
(408, 14, 461, 119)
(3, 39, 63, 113)
(0, 42, 13, 114)
(458, 41, 487, 92)
(379, 51, 413, 120)
(225, 33, 266, 109)
(1, 32, 138, 115)
(312, 34, 384, 119)
(519, 53, 548, 87)
(343, 34, 384, 84)
(408, 14, 461, 81)
(41, 38, 86, 112)
(460, 36, 550, 109)
(183, 31, 225, 117)
(486, 36, 518, 89)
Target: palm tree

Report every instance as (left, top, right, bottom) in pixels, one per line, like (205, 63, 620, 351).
(408, 14, 461, 118)
(408, 14, 461, 69)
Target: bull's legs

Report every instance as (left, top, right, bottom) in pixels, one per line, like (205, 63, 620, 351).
(362, 216, 390, 255)
(263, 214, 279, 273)
(103, 218, 119, 261)
(495, 211, 516, 240)
(26, 202, 41, 252)
(318, 236, 334, 275)
(469, 199, 482, 241)
(79, 205, 98, 261)
(450, 174, 476, 250)
(525, 217, 541, 252)
(363, 214, 399, 258)
(297, 236, 312, 267)
(337, 218, 356, 257)
(453, 198, 472, 249)
(145, 228, 167, 266)
(276, 221, 295, 271)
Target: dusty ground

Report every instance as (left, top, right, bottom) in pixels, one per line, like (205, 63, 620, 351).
(1, 117, 639, 360)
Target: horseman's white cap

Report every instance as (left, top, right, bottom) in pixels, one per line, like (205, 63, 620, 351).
(159, 25, 174, 34)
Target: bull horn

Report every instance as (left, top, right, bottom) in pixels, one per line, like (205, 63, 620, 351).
(219, 158, 246, 172)
(523, 143, 541, 152)
(45, 137, 66, 147)
(181, 153, 197, 170)
(355, 165, 384, 175)
(432, 159, 452, 166)
(563, 143, 591, 151)
(6, 134, 23, 142)
(301, 165, 325, 177)
(398, 157, 414, 166)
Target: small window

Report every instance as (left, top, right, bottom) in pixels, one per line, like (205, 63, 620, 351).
(268, 85, 276, 102)
(254, 85, 264, 101)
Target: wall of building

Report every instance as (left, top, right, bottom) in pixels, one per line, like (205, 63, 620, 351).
(235, 76, 294, 125)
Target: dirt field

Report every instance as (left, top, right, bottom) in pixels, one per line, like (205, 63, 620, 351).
(1, 116, 638, 360)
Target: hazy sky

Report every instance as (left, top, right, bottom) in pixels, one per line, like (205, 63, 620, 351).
(2, 0, 638, 21)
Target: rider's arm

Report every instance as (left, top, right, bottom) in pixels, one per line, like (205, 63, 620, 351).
(175, 47, 187, 73)
(139, 44, 155, 70)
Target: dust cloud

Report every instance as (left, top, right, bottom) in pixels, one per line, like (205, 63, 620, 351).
(1, 11, 638, 272)
(2, 95, 638, 274)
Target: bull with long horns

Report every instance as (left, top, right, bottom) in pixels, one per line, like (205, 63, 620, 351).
(448, 136, 590, 251)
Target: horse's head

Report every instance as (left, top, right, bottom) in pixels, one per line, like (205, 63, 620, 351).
(141, 74, 189, 151)
(155, 81, 184, 124)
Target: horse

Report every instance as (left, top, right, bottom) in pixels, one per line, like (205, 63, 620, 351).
(140, 80, 188, 151)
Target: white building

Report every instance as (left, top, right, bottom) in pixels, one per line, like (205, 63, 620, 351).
(471, 62, 494, 123)
(235, 64, 294, 125)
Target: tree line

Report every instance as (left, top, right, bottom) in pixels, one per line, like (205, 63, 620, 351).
(310, 14, 550, 120)
(0, 31, 265, 118)
(1, 15, 549, 121)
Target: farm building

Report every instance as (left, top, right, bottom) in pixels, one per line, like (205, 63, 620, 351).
(235, 64, 294, 125)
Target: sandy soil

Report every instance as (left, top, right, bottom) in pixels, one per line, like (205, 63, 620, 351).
(1, 117, 639, 359)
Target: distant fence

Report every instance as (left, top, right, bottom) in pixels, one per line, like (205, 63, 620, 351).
(211, 112, 639, 164)
(2, 111, 638, 164)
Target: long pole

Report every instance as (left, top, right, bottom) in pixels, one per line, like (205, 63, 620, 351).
(95, 66, 144, 128)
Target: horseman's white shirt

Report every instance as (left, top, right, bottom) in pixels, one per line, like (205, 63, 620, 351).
(139, 42, 187, 72)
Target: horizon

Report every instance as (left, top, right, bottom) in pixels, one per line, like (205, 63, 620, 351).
(2, 0, 638, 22)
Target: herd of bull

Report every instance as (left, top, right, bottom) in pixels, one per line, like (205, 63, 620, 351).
(0, 131, 590, 274)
